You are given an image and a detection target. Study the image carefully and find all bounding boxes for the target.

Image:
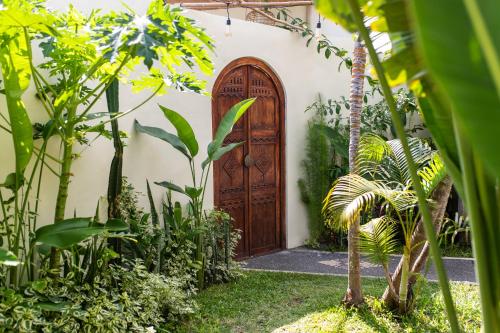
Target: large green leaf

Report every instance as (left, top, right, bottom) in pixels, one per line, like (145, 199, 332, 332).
(159, 105, 199, 157)
(155, 181, 186, 195)
(207, 98, 255, 159)
(211, 142, 244, 162)
(35, 218, 128, 249)
(0, 1, 55, 34)
(184, 186, 202, 200)
(134, 119, 190, 159)
(315, 0, 360, 32)
(0, 248, 20, 266)
(417, 88, 462, 194)
(411, 0, 500, 179)
(0, 34, 33, 181)
(202, 142, 244, 170)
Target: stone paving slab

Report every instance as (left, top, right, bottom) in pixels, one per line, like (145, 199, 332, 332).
(241, 247, 476, 283)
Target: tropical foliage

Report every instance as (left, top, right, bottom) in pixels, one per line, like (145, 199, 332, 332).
(0, 261, 195, 332)
(135, 98, 255, 288)
(0, 0, 214, 287)
(299, 87, 422, 249)
(0, 0, 245, 331)
(316, 0, 499, 330)
(298, 113, 334, 246)
(324, 134, 447, 313)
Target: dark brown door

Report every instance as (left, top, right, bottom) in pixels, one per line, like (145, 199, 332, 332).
(212, 58, 285, 259)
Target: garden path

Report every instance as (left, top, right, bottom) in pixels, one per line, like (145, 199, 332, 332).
(242, 247, 476, 283)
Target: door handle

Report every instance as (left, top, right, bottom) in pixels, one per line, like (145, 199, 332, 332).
(244, 154, 254, 167)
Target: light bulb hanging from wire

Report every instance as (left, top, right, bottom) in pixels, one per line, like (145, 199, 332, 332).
(225, 2, 232, 37)
(314, 13, 322, 40)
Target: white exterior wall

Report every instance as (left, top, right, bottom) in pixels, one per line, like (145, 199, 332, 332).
(0, 1, 353, 248)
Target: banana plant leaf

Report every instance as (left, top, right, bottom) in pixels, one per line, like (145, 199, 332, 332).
(160, 105, 199, 157)
(411, 0, 500, 179)
(315, 0, 365, 32)
(155, 181, 186, 195)
(134, 119, 191, 159)
(35, 218, 128, 249)
(203, 98, 255, 169)
(208, 98, 255, 158)
(0, 34, 33, 182)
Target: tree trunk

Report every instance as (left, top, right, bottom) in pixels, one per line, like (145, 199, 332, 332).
(382, 176, 453, 308)
(106, 79, 123, 257)
(398, 247, 410, 313)
(344, 37, 366, 306)
(49, 129, 75, 271)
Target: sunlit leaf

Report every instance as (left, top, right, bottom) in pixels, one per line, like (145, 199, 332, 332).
(160, 105, 199, 157)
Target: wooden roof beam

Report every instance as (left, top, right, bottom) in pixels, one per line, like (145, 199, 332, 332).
(175, 1, 313, 10)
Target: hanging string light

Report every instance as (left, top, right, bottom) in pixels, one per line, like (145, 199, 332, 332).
(314, 13, 322, 40)
(225, 2, 232, 37)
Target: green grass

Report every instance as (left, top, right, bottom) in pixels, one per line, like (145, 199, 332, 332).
(178, 271, 480, 333)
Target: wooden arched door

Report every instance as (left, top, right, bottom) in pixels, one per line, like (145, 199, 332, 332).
(212, 57, 286, 259)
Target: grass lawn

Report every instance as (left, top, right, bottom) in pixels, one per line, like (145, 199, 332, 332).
(178, 271, 480, 333)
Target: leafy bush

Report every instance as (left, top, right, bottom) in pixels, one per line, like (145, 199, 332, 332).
(299, 89, 423, 248)
(0, 261, 195, 333)
(298, 113, 335, 244)
(119, 180, 240, 290)
(203, 210, 241, 285)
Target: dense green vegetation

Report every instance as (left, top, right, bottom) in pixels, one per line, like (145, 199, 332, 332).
(0, 1, 248, 330)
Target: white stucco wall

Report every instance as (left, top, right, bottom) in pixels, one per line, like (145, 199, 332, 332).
(0, 1, 353, 249)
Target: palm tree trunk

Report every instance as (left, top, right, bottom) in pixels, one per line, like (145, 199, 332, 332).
(344, 37, 366, 306)
(382, 176, 453, 308)
(398, 247, 410, 313)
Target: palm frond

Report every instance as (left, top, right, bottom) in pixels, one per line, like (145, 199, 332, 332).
(386, 137, 433, 186)
(360, 216, 400, 266)
(357, 133, 435, 189)
(356, 133, 392, 179)
(418, 153, 447, 195)
(323, 174, 417, 230)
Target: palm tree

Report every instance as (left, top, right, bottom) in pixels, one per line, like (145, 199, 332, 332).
(381, 177, 453, 308)
(344, 35, 367, 306)
(324, 134, 448, 313)
(355, 134, 452, 309)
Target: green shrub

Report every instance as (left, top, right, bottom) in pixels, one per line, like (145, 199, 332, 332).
(203, 210, 242, 285)
(120, 180, 240, 290)
(0, 261, 195, 333)
(298, 112, 336, 243)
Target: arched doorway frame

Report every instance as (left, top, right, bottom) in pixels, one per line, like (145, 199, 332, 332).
(211, 57, 287, 256)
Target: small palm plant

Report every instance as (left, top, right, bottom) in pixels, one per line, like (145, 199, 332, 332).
(323, 134, 447, 313)
(359, 216, 399, 299)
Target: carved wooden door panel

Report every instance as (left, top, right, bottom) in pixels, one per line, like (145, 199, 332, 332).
(213, 59, 284, 258)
